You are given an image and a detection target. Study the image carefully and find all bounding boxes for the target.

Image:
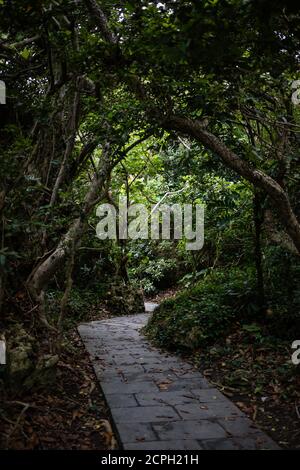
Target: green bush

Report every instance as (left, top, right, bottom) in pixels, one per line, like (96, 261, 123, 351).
(128, 242, 179, 294)
(263, 246, 300, 338)
(145, 266, 256, 350)
(46, 287, 104, 326)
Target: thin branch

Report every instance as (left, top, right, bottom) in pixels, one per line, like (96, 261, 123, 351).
(83, 0, 117, 44)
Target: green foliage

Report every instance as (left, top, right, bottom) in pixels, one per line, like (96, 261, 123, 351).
(1, 0, 300, 371)
(145, 266, 256, 350)
(263, 246, 300, 338)
(46, 288, 103, 326)
(127, 239, 184, 295)
(130, 253, 178, 294)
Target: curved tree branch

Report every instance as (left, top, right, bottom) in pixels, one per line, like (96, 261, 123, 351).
(165, 115, 300, 254)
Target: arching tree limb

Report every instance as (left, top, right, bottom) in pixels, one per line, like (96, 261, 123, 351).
(165, 115, 300, 255)
(81, 0, 300, 255)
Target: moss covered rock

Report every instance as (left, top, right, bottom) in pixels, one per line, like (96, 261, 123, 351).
(5, 324, 58, 391)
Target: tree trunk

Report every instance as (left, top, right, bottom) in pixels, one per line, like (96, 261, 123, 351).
(84, 0, 117, 44)
(49, 80, 81, 207)
(253, 192, 265, 310)
(26, 145, 112, 326)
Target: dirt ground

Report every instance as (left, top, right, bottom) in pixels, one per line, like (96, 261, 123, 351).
(0, 327, 117, 450)
(192, 326, 300, 449)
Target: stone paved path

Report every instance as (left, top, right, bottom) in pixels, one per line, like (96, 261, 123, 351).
(78, 306, 279, 450)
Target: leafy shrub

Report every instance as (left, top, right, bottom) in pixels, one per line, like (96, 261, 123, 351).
(46, 287, 104, 326)
(145, 266, 256, 350)
(129, 244, 179, 294)
(263, 246, 300, 338)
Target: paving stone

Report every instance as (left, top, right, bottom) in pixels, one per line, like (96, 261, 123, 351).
(135, 356, 174, 365)
(93, 368, 124, 381)
(117, 422, 157, 443)
(131, 352, 164, 359)
(191, 388, 227, 402)
(105, 393, 138, 408)
(174, 370, 204, 379)
(114, 364, 145, 374)
(153, 420, 227, 441)
(102, 371, 164, 383)
(217, 417, 260, 436)
(101, 380, 159, 394)
(144, 372, 179, 384)
(135, 390, 199, 407)
(142, 361, 188, 373)
(111, 405, 180, 423)
(200, 438, 241, 450)
(157, 377, 212, 391)
(124, 440, 202, 450)
(78, 310, 279, 451)
(109, 357, 140, 366)
(145, 302, 159, 312)
(176, 401, 243, 420)
(96, 374, 126, 384)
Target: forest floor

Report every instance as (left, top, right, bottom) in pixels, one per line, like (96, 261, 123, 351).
(0, 307, 117, 450)
(181, 328, 300, 449)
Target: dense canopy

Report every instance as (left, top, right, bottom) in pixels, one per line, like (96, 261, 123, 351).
(1, 0, 300, 451)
